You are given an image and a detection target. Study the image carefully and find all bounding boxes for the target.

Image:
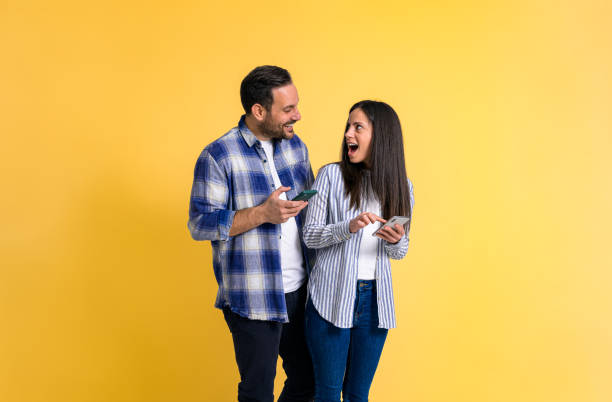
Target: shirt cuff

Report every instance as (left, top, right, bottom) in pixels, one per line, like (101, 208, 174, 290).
(384, 234, 409, 258)
(332, 220, 353, 242)
(217, 209, 236, 241)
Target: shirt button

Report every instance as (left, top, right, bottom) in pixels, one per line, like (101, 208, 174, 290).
(263, 159, 267, 163)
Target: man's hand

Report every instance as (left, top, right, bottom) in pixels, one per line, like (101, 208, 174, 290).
(229, 186, 307, 236)
(260, 186, 308, 224)
(349, 212, 386, 233)
(375, 223, 405, 244)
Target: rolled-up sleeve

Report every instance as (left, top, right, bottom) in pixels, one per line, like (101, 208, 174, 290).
(188, 150, 236, 241)
(383, 178, 414, 259)
(384, 235, 409, 259)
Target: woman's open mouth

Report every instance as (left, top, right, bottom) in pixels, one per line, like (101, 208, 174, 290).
(347, 142, 358, 156)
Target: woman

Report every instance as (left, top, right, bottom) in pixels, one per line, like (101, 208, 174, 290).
(303, 100, 414, 402)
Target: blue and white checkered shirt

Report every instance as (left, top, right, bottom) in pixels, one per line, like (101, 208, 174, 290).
(188, 116, 314, 323)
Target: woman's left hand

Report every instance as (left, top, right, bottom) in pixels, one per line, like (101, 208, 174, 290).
(376, 223, 405, 244)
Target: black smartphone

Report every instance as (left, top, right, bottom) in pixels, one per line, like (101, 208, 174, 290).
(292, 190, 317, 201)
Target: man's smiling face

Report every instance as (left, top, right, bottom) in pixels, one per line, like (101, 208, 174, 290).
(258, 83, 301, 140)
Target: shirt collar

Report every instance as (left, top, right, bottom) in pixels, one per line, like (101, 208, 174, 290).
(238, 115, 260, 148)
(238, 115, 284, 150)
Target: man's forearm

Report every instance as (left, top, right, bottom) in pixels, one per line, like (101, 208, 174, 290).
(229, 205, 266, 236)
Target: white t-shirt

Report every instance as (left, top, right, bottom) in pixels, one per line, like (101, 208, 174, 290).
(357, 196, 381, 280)
(261, 140, 306, 293)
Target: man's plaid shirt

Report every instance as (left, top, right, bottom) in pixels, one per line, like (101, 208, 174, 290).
(188, 116, 314, 322)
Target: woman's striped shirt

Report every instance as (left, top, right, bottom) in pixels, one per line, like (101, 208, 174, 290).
(303, 163, 414, 329)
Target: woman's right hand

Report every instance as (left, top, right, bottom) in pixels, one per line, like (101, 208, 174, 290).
(349, 212, 386, 233)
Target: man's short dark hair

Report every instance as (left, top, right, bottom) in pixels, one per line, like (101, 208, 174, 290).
(240, 66, 292, 114)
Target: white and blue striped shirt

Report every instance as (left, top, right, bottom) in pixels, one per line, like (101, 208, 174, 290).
(303, 163, 414, 329)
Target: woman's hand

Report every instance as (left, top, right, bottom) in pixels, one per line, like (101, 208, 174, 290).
(375, 223, 405, 244)
(349, 212, 386, 233)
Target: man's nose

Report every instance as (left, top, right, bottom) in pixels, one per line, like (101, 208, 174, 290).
(293, 108, 301, 121)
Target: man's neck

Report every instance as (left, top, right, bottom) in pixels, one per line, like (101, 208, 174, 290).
(244, 114, 271, 142)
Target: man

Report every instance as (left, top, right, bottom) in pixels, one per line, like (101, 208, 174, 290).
(188, 66, 315, 402)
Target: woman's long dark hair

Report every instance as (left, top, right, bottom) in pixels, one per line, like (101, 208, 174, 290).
(339, 100, 411, 225)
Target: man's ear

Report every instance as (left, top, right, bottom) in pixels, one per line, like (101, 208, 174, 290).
(251, 103, 266, 121)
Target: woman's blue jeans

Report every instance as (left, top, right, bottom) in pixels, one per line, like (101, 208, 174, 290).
(305, 280, 388, 402)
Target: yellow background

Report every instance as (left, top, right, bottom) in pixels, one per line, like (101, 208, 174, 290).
(2, 1, 611, 401)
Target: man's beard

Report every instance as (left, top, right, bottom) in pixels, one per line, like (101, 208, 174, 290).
(259, 115, 293, 140)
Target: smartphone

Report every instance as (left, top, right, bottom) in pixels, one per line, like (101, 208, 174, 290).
(292, 190, 317, 201)
(372, 216, 410, 236)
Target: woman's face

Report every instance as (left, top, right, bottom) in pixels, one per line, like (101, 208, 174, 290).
(345, 108, 373, 166)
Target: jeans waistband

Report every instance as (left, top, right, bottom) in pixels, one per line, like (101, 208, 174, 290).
(357, 279, 375, 290)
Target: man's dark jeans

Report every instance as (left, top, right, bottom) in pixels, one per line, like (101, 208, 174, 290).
(223, 284, 314, 402)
